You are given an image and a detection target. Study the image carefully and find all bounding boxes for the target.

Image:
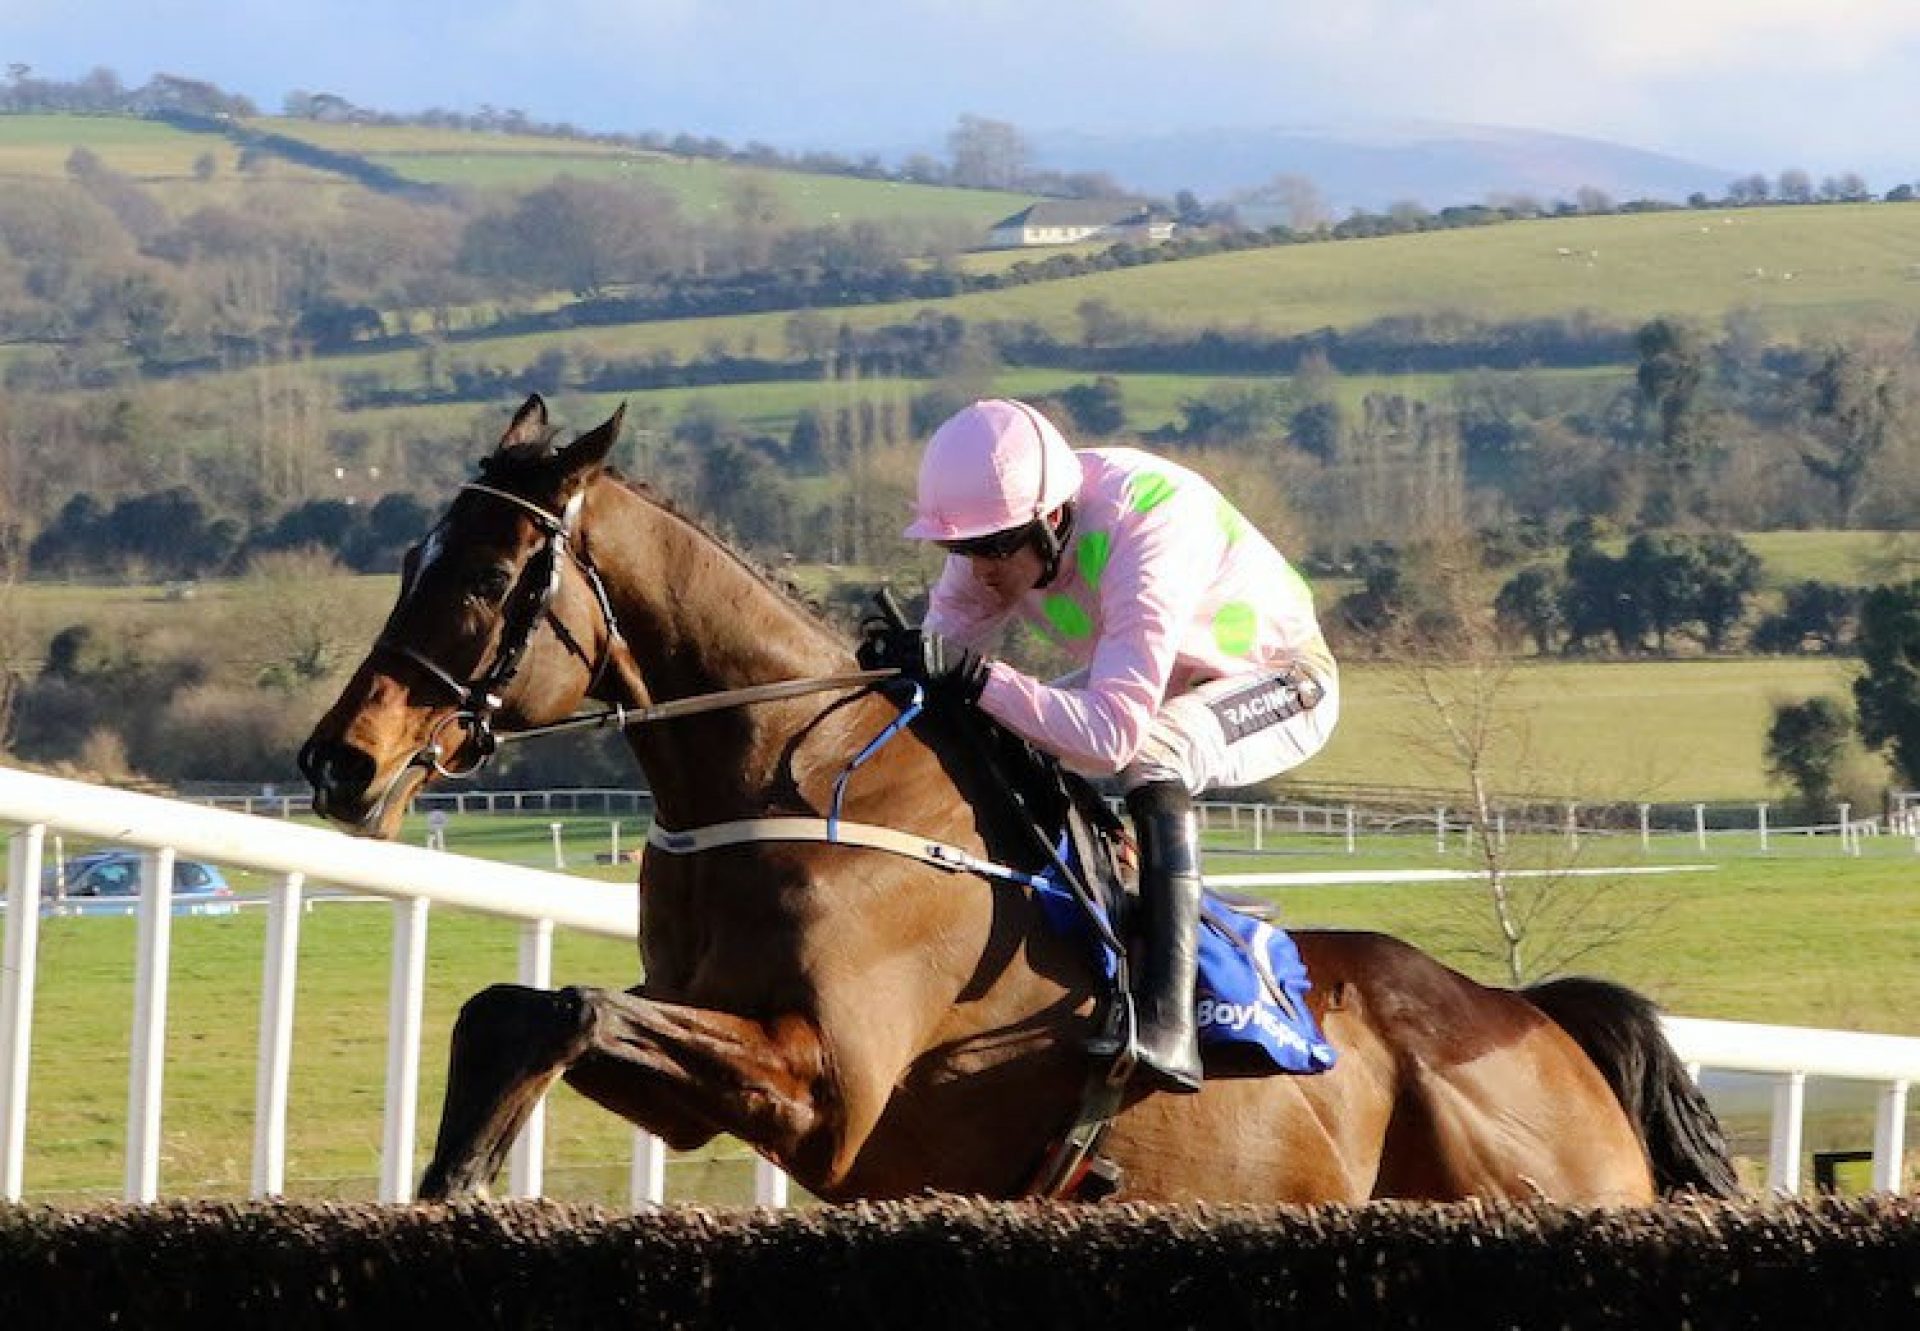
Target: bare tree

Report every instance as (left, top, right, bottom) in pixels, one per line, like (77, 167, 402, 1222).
(0, 396, 27, 753)
(945, 115, 1029, 191)
(1239, 173, 1331, 231)
(1378, 532, 1667, 984)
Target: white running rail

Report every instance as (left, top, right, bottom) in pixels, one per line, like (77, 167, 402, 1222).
(0, 764, 1912, 1201)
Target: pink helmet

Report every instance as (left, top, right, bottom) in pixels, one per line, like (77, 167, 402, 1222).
(903, 399, 1084, 541)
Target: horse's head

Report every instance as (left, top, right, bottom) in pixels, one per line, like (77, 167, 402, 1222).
(300, 395, 627, 836)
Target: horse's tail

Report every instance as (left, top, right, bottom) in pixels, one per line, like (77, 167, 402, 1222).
(1523, 976, 1742, 1198)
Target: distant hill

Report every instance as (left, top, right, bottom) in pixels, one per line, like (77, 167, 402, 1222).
(1029, 121, 1730, 214)
(0, 112, 1034, 232)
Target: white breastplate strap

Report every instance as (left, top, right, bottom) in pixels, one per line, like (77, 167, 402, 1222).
(647, 816, 1032, 884)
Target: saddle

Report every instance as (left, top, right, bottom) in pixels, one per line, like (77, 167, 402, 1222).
(943, 701, 1334, 1070)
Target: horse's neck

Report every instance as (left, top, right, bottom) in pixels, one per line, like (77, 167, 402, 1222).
(588, 482, 857, 826)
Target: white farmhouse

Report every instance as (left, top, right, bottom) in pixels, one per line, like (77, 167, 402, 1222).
(986, 200, 1175, 249)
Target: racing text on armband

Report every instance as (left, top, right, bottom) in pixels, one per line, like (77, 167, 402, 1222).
(1207, 671, 1325, 744)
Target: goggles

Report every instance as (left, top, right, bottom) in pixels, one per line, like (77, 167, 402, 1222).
(937, 521, 1038, 561)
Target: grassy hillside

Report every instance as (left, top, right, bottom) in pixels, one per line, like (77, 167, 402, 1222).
(919, 204, 1920, 341)
(0, 112, 335, 202)
(258, 119, 1034, 227)
(16, 113, 1918, 450)
(293, 203, 1920, 405)
(0, 112, 1032, 231)
(1739, 530, 1920, 587)
(0, 113, 248, 179)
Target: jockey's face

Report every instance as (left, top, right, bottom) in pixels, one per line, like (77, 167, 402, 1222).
(960, 539, 1045, 600)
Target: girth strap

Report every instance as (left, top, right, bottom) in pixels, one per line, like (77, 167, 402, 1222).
(646, 816, 1048, 889)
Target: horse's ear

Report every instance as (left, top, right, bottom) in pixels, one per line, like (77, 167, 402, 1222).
(557, 403, 625, 479)
(498, 395, 551, 452)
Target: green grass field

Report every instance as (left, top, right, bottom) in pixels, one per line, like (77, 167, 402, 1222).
(0, 112, 341, 204)
(1311, 656, 1885, 803)
(16, 809, 1919, 1202)
(1738, 530, 1920, 587)
(0, 113, 245, 180)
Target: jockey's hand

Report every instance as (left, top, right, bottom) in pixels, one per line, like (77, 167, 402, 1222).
(858, 625, 991, 705)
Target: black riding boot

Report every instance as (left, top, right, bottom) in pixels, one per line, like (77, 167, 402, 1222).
(1124, 781, 1205, 1094)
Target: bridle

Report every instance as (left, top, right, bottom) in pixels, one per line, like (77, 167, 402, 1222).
(376, 481, 623, 779)
(373, 479, 893, 784)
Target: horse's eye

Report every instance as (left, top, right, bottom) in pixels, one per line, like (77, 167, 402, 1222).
(470, 566, 513, 603)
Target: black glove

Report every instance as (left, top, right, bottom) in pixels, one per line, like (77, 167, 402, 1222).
(858, 624, 991, 705)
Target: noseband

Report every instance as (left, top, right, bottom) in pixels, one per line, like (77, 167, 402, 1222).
(377, 482, 623, 779)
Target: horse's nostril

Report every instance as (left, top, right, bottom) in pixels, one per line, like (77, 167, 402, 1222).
(301, 738, 376, 801)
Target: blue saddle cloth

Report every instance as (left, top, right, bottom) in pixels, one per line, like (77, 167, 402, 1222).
(1033, 865, 1337, 1076)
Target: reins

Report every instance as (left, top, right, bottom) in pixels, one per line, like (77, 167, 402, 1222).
(501, 669, 898, 745)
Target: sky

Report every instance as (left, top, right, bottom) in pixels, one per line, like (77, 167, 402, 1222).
(7, 0, 1920, 182)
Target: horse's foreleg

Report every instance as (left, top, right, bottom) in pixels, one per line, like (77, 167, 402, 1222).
(417, 982, 834, 1202)
(419, 983, 596, 1201)
(560, 988, 832, 1176)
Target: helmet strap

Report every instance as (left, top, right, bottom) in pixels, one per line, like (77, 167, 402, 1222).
(1033, 502, 1076, 589)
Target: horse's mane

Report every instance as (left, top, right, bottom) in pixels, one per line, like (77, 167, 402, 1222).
(475, 447, 853, 649)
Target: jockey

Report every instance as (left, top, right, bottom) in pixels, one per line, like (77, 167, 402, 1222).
(862, 398, 1339, 1093)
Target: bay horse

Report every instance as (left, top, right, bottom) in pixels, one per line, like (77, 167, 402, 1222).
(299, 396, 1739, 1205)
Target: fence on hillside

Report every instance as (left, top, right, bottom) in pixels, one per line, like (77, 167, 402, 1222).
(4, 764, 1915, 1204)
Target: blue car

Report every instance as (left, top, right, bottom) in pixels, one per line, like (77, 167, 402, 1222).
(45, 850, 232, 900)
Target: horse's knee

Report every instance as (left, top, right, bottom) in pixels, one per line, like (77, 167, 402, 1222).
(452, 983, 594, 1058)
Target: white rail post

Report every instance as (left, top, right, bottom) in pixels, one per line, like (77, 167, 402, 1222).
(1758, 803, 1770, 854)
(1768, 1072, 1806, 1194)
(0, 825, 47, 1202)
(1435, 807, 1446, 854)
(1344, 806, 1356, 855)
(379, 896, 430, 1202)
(127, 847, 176, 1202)
(755, 1155, 789, 1207)
(550, 822, 566, 869)
(1838, 804, 1851, 857)
(508, 918, 556, 1199)
(1496, 810, 1507, 854)
(609, 820, 621, 864)
(1873, 1080, 1909, 1192)
(1251, 805, 1263, 852)
(1565, 803, 1579, 851)
(252, 871, 305, 1197)
(1639, 803, 1652, 852)
(631, 1129, 667, 1207)
(1694, 803, 1708, 853)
